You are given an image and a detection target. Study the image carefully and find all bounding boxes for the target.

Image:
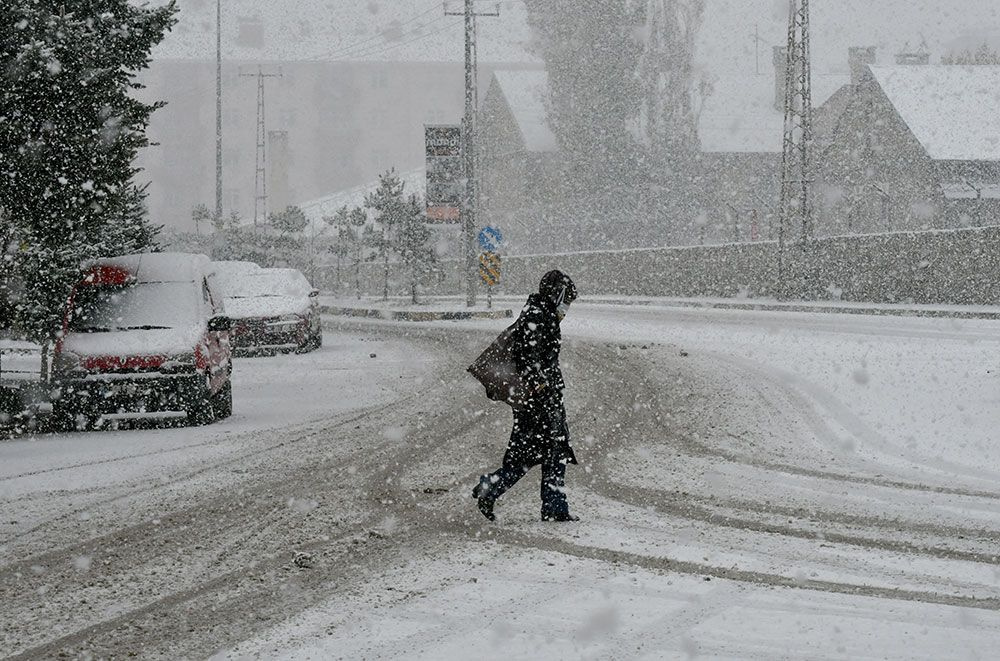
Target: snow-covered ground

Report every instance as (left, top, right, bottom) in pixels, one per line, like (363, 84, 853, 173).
(224, 304, 1000, 660)
(0, 331, 433, 543)
(6, 304, 1000, 659)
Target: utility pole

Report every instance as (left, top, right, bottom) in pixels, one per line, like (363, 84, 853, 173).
(445, 0, 499, 307)
(215, 0, 223, 223)
(750, 23, 764, 75)
(777, 0, 813, 296)
(239, 68, 282, 228)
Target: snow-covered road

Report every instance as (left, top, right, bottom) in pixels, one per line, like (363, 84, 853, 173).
(3, 304, 1000, 659)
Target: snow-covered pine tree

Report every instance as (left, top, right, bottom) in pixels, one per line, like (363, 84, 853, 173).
(393, 193, 436, 304)
(326, 206, 351, 293)
(269, 205, 308, 236)
(348, 207, 368, 300)
(636, 0, 708, 245)
(522, 0, 645, 249)
(637, 0, 706, 170)
(192, 203, 212, 235)
(0, 0, 177, 367)
(363, 170, 408, 302)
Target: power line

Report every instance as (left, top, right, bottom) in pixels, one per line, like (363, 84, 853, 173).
(309, 0, 443, 61)
(327, 18, 465, 62)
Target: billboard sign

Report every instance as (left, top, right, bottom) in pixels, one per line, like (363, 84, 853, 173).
(425, 125, 463, 223)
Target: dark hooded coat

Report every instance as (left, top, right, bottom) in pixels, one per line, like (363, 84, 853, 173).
(504, 292, 577, 467)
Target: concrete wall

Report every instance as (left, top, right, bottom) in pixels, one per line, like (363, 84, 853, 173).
(318, 225, 1000, 306)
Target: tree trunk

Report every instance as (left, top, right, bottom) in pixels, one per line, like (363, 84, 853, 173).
(39, 341, 50, 383)
(354, 254, 361, 301)
(382, 249, 389, 302)
(411, 263, 418, 305)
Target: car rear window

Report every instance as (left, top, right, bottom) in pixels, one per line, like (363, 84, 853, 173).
(228, 272, 311, 299)
(69, 282, 201, 333)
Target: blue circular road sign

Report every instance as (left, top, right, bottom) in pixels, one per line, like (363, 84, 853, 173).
(478, 226, 503, 252)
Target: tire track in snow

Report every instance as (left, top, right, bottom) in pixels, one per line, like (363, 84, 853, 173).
(0, 342, 490, 659)
(0, 395, 415, 549)
(494, 530, 1000, 612)
(716, 352, 1000, 488)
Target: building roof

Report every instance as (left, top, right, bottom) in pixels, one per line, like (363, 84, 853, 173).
(694, 0, 1000, 154)
(489, 70, 558, 153)
(152, 0, 536, 64)
(299, 167, 426, 231)
(870, 65, 1000, 161)
(698, 73, 850, 153)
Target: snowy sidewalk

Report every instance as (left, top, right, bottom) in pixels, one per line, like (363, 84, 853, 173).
(319, 296, 513, 321)
(593, 295, 1000, 320)
(322, 294, 1000, 320)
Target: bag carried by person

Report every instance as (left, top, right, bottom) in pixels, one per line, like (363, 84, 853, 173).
(467, 322, 527, 410)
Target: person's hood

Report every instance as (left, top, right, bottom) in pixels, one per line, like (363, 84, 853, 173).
(526, 292, 557, 315)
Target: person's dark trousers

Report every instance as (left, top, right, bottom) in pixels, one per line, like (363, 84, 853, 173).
(480, 451, 569, 517)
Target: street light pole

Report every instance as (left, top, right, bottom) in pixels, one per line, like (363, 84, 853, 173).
(447, 0, 498, 307)
(462, 0, 476, 307)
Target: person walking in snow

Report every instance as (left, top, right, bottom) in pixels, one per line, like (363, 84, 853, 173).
(473, 270, 579, 522)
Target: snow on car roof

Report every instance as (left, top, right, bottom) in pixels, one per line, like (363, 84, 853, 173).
(253, 269, 313, 295)
(224, 268, 313, 298)
(88, 252, 212, 284)
(212, 260, 262, 275)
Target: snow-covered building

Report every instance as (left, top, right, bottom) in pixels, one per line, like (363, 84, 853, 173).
(818, 65, 1000, 234)
(694, 46, 857, 244)
(476, 49, 858, 249)
(477, 70, 564, 254)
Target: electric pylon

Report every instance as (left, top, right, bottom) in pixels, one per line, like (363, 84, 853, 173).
(777, 0, 814, 293)
(240, 67, 282, 228)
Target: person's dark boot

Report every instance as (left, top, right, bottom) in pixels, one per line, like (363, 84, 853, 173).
(472, 478, 496, 522)
(541, 512, 579, 522)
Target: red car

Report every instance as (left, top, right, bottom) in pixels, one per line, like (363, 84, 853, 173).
(51, 253, 233, 430)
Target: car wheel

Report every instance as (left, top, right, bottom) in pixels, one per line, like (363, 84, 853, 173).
(52, 399, 99, 432)
(185, 376, 217, 426)
(212, 379, 233, 419)
(51, 402, 79, 432)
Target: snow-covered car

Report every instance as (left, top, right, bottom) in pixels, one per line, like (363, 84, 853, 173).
(51, 253, 233, 430)
(211, 260, 262, 298)
(223, 268, 322, 354)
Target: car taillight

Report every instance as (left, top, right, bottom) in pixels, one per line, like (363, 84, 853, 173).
(194, 343, 209, 371)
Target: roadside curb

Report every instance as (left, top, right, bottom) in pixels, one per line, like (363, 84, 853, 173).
(320, 305, 513, 322)
(623, 299, 1000, 320)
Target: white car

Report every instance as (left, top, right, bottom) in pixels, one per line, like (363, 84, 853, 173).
(222, 268, 322, 354)
(211, 260, 262, 299)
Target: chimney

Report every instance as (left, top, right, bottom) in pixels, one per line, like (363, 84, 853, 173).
(895, 50, 930, 65)
(849, 46, 877, 86)
(268, 130, 290, 214)
(773, 45, 788, 111)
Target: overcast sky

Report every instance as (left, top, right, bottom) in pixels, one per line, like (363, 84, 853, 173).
(699, 0, 1000, 76)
